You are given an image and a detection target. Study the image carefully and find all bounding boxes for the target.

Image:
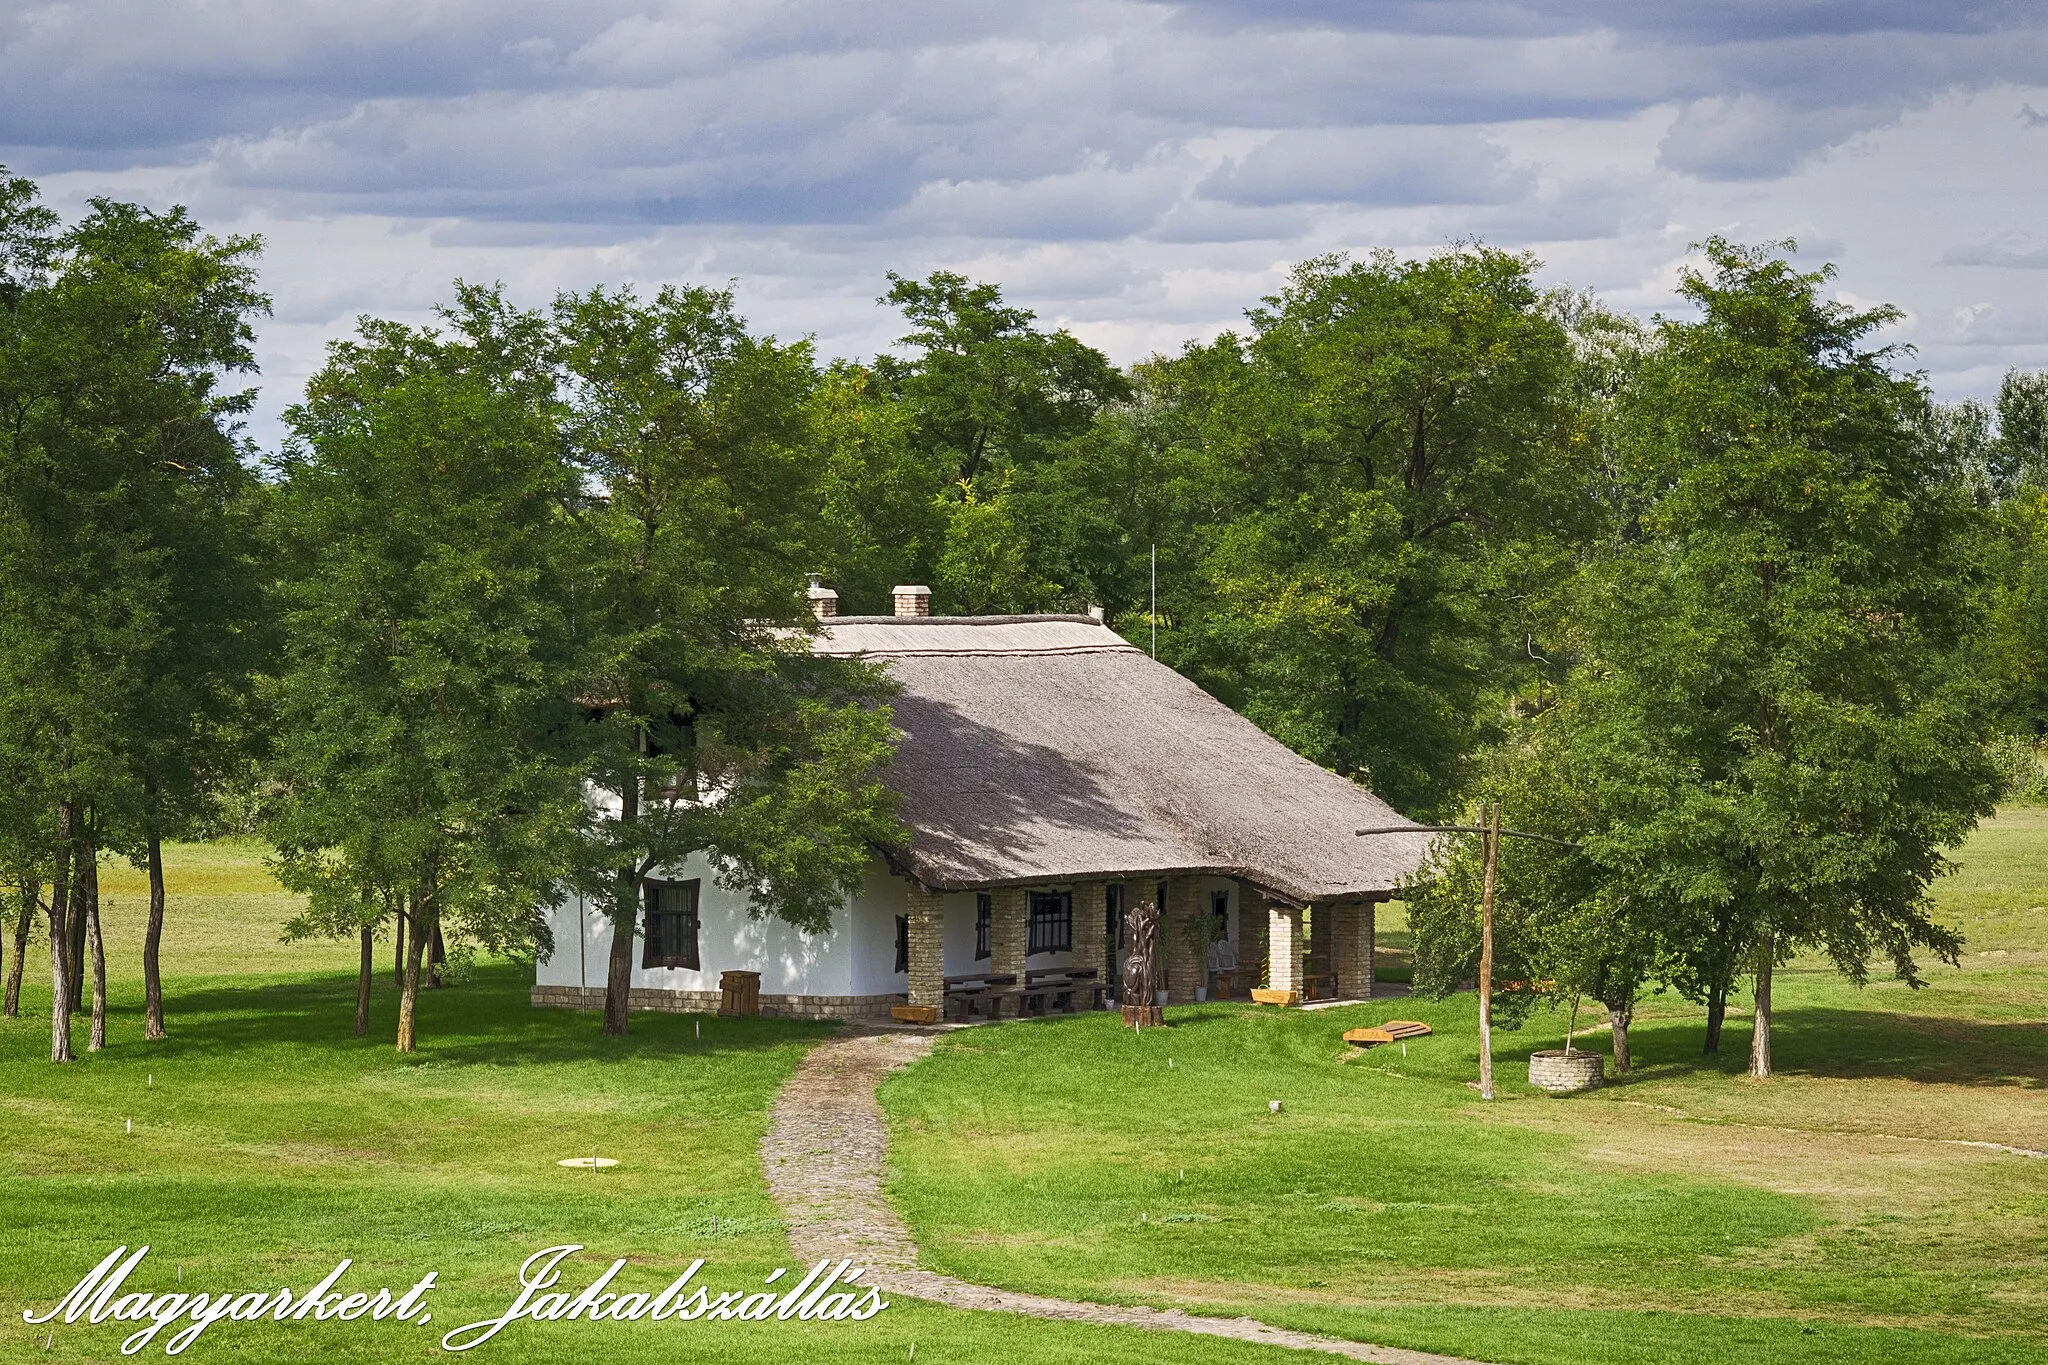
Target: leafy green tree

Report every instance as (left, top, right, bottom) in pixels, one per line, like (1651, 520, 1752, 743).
(554, 284, 903, 1037)
(808, 360, 950, 613)
(871, 271, 1128, 613)
(1582, 239, 2000, 1074)
(266, 287, 584, 1051)
(0, 172, 266, 1060)
(1136, 248, 1594, 815)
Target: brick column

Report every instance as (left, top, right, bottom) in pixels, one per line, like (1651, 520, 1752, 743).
(1236, 882, 1267, 989)
(1161, 877, 1204, 1003)
(1266, 900, 1304, 1003)
(1335, 901, 1376, 1000)
(990, 886, 1028, 982)
(906, 883, 946, 1010)
(1070, 882, 1106, 999)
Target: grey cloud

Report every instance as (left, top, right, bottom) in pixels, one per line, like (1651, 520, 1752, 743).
(1201, 128, 1533, 207)
(1657, 94, 1892, 179)
(1944, 234, 2048, 269)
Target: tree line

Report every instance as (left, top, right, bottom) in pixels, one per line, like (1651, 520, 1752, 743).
(2, 168, 2038, 1068)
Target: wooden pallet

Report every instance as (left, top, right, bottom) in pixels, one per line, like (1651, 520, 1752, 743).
(1342, 1020, 1432, 1047)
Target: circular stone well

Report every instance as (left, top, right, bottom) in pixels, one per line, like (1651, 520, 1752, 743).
(1527, 1049, 1605, 1093)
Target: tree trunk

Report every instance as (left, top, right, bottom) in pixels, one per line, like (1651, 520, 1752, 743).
(602, 759, 643, 1038)
(49, 806, 75, 1064)
(1703, 982, 1728, 1054)
(85, 841, 107, 1053)
(142, 832, 167, 1040)
(67, 857, 87, 1012)
(395, 893, 433, 1053)
(355, 924, 373, 1037)
(393, 910, 405, 988)
(4, 881, 33, 1017)
(1608, 997, 1633, 1075)
(602, 868, 638, 1037)
(1749, 932, 1774, 1079)
(427, 919, 445, 988)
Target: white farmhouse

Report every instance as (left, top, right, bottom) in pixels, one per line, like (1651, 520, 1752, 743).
(533, 586, 1431, 1021)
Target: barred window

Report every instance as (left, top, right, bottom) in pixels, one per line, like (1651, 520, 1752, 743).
(975, 894, 992, 960)
(642, 879, 701, 970)
(1028, 890, 1072, 955)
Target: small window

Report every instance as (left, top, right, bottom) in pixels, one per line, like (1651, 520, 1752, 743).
(642, 879, 701, 970)
(974, 894, 992, 960)
(1028, 890, 1072, 955)
(894, 915, 909, 975)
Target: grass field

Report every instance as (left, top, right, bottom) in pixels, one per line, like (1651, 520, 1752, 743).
(6, 822, 2045, 1364)
(0, 843, 1294, 1364)
(881, 810, 2048, 1365)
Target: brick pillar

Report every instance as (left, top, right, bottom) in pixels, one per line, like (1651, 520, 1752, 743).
(1162, 876, 1205, 1003)
(1335, 901, 1376, 1000)
(1236, 882, 1267, 988)
(906, 883, 945, 1010)
(1266, 901, 1304, 1003)
(1365, 902, 1376, 1000)
(990, 886, 1028, 982)
(1070, 882, 1106, 1001)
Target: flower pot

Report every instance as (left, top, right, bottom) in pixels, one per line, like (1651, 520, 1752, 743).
(1528, 1048, 1605, 1093)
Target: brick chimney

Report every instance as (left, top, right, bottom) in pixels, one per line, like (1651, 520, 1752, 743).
(891, 584, 931, 617)
(806, 573, 838, 620)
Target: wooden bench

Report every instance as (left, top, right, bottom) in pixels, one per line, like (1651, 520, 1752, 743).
(1343, 1020, 1433, 1048)
(1026, 967, 1105, 1014)
(943, 972, 1017, 1021)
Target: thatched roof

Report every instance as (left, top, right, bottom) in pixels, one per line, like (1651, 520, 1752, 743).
(815, 615, 1431, 904)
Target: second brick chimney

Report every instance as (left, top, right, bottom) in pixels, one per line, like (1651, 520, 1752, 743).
(806, 573, 838, 620)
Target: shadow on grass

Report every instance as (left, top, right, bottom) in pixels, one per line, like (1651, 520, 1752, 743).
(1579, 1006, 2048, 1089)
(71, 964, 831, 1069)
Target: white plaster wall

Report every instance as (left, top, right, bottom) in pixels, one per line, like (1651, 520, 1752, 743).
(847, 864, 912, 996)
(534, 858, 1185, 996)
(535, 852, 860, 996)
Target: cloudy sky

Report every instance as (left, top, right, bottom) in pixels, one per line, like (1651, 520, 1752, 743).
(8, 1, 2048, 441)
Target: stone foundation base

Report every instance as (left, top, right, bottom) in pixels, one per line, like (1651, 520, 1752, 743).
(530, 984, 904, 1021)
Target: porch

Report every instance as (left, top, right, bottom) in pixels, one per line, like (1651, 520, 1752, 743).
(898, 875, 1385, 1019)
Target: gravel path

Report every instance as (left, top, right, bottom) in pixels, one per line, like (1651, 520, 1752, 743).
(760, 1026, 1486, 1364)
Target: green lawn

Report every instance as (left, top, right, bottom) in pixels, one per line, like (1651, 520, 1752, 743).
(882, 812, 2048, 1365)
(0, 843, 1306, 1364)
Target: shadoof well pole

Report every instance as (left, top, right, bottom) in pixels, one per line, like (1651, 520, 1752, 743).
(1355, 811, 1580, 1103)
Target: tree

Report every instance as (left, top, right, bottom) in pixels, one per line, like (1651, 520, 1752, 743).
(554, 284, 903, 1037)
(0, 171, 266, 1060)
(1583, 239, 2001, 1075)
(1406, 704, 1663, 1075)
(267, 287, 583, 1052)
(871, 271, 1128, 613)
(1135, 248, 1595, 815)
